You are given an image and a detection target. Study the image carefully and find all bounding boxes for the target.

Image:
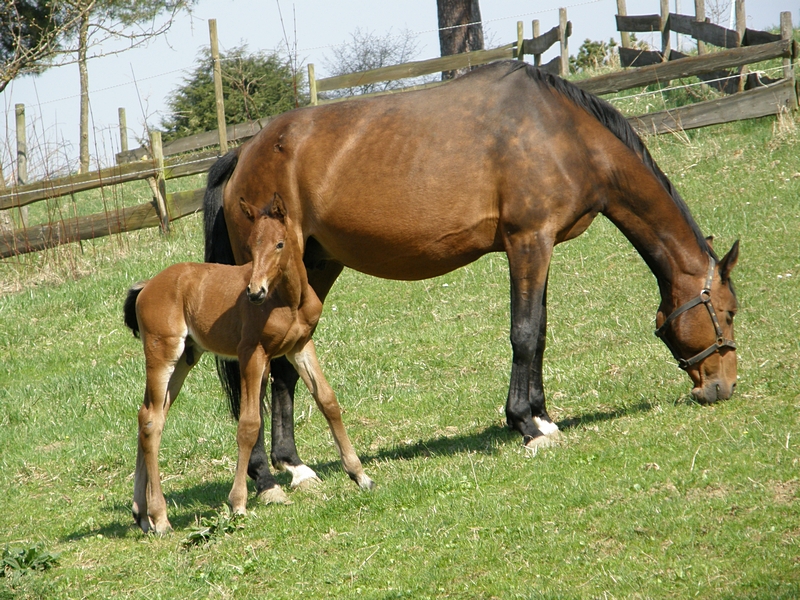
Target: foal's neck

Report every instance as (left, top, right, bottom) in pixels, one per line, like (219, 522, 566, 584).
(276, 241, 307, 308)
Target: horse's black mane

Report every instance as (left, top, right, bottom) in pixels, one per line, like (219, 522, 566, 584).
(500, 61, 713, 260)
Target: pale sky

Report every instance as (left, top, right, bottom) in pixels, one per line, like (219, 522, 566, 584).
(1, 0, 796, 177)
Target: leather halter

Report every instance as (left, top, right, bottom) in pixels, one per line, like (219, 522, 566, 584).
(655, 256, 736, 370)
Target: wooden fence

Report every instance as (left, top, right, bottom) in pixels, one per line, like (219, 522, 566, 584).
(1, 3, 797, 259)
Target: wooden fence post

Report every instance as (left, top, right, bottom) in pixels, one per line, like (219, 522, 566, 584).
(118, 108, 128, 160)
(149, 130, 170, 233)
(660, 0, 671, 58)
(308, 63, 318, 106)
(0, 154, 9, 234)
(559, 8, 569, 76)
(695, 0, 706, 55)
(208, 19, 228, 155)
(15, 103, 28, 228)
(517, 21, 524, 60)
(735, 0, 746, 47)
(616, 0, 630, 49)
(780, 12, 795, 83)
(532, 20, 541, 66)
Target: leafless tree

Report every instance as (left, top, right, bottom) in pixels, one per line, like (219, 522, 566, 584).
(322, 27, 429, 99)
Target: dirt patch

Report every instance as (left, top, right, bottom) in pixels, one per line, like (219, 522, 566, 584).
(772, 479, 799, 504)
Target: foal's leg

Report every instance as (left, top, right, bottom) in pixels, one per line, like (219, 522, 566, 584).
(264, 260, 344, 490)
(229, 346, 268, 515)
(503, 231, 559, 449)
(133, 337, 195, 533)
(288, 340, 374, 490)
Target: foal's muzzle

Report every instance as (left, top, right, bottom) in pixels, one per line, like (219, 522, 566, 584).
(246, 285, 267, 305)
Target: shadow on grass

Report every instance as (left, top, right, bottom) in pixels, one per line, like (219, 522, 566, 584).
(306, 398, 657, 478)
(60, 398, 658, 541)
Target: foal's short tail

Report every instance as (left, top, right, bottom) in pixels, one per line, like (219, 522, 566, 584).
(123, 282, 146, 338)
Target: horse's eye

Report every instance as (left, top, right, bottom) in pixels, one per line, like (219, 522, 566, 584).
(276, 241, 285, 249)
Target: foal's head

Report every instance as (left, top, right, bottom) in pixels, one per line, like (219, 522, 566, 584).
(239, 194, 289, 305)
(656, 240, 740, 404)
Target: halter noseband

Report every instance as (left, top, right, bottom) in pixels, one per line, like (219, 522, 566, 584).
(655, 256, 736, 370)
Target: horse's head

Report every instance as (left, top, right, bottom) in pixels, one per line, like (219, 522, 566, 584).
(239, 194, 288, 306)
(656, 240, 740, 404)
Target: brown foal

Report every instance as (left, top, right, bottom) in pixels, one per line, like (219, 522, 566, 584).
(124, 194, 373, 534)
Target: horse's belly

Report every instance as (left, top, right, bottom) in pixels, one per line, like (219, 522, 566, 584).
(311, 209, 500, 280)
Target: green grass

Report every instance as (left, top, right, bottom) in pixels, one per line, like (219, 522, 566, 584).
(1, 110, 799, 599)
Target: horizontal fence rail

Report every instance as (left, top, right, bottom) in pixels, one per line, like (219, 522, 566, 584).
(1, 6, 797, 260)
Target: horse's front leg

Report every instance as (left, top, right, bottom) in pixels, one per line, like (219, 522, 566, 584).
(528, 274, 561, 440)
(504, 231, 560, 450)
(230, 347, 273, 514)
(269, 357, 320, 488)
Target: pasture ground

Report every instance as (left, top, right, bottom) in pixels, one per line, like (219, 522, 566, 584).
(1, 111, 799, 598)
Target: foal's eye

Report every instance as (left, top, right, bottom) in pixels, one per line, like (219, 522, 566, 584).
(276, 241, 285, 249)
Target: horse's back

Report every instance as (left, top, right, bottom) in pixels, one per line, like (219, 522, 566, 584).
(224, 62, 620, 280)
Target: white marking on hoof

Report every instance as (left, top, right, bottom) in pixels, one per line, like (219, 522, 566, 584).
(286, 464, 321, 489)
(534, 416, 560, 437)
(257, 486, 291, 505)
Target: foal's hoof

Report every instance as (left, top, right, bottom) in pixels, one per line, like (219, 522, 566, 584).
(257, 485, 292, 505)
(354, 474, 376, 490)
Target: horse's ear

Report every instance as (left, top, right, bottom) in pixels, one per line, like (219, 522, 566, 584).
(269, 193, 286, 223)
(719, 239, 740, 282)
(240, 198, 256, 222)
(705, 235, 714, 250)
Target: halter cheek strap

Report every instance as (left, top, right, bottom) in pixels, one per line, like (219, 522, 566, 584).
(655, 256, 737, 370)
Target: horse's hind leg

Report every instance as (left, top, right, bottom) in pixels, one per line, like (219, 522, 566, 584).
(133, 338, 195, 534)
(289, 340, 374, 490)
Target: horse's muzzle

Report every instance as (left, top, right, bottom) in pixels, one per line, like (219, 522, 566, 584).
(692, 380, 736, 404)
(246, 285, 267, 305)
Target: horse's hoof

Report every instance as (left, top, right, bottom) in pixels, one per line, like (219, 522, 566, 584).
(356, 474, 376, 490)
(546, 428, 564, 441)
(293, 476, 322, 491)
(132, 510, 150, 534)
(151, 518, 172, 535)
(524, 434, 559, 455)
(257, 486, 292, 505)
(286, 464, 321, 489)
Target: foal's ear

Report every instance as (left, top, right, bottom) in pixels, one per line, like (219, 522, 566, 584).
(719, 239, 740, 282)
(239, 198, 257, 222)
(705, 235, 714, 250)
(268, 193, 287, 223)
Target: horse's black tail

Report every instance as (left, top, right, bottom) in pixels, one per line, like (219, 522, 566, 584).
(123, 282, 146, 338)
(203, 149, 239, 265)
(203, 149, 243, 419)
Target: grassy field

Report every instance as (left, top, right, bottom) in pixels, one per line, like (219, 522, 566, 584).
(1, 106, 799, 598)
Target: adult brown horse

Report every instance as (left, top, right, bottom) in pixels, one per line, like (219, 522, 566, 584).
(203, 60, 739, 499)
